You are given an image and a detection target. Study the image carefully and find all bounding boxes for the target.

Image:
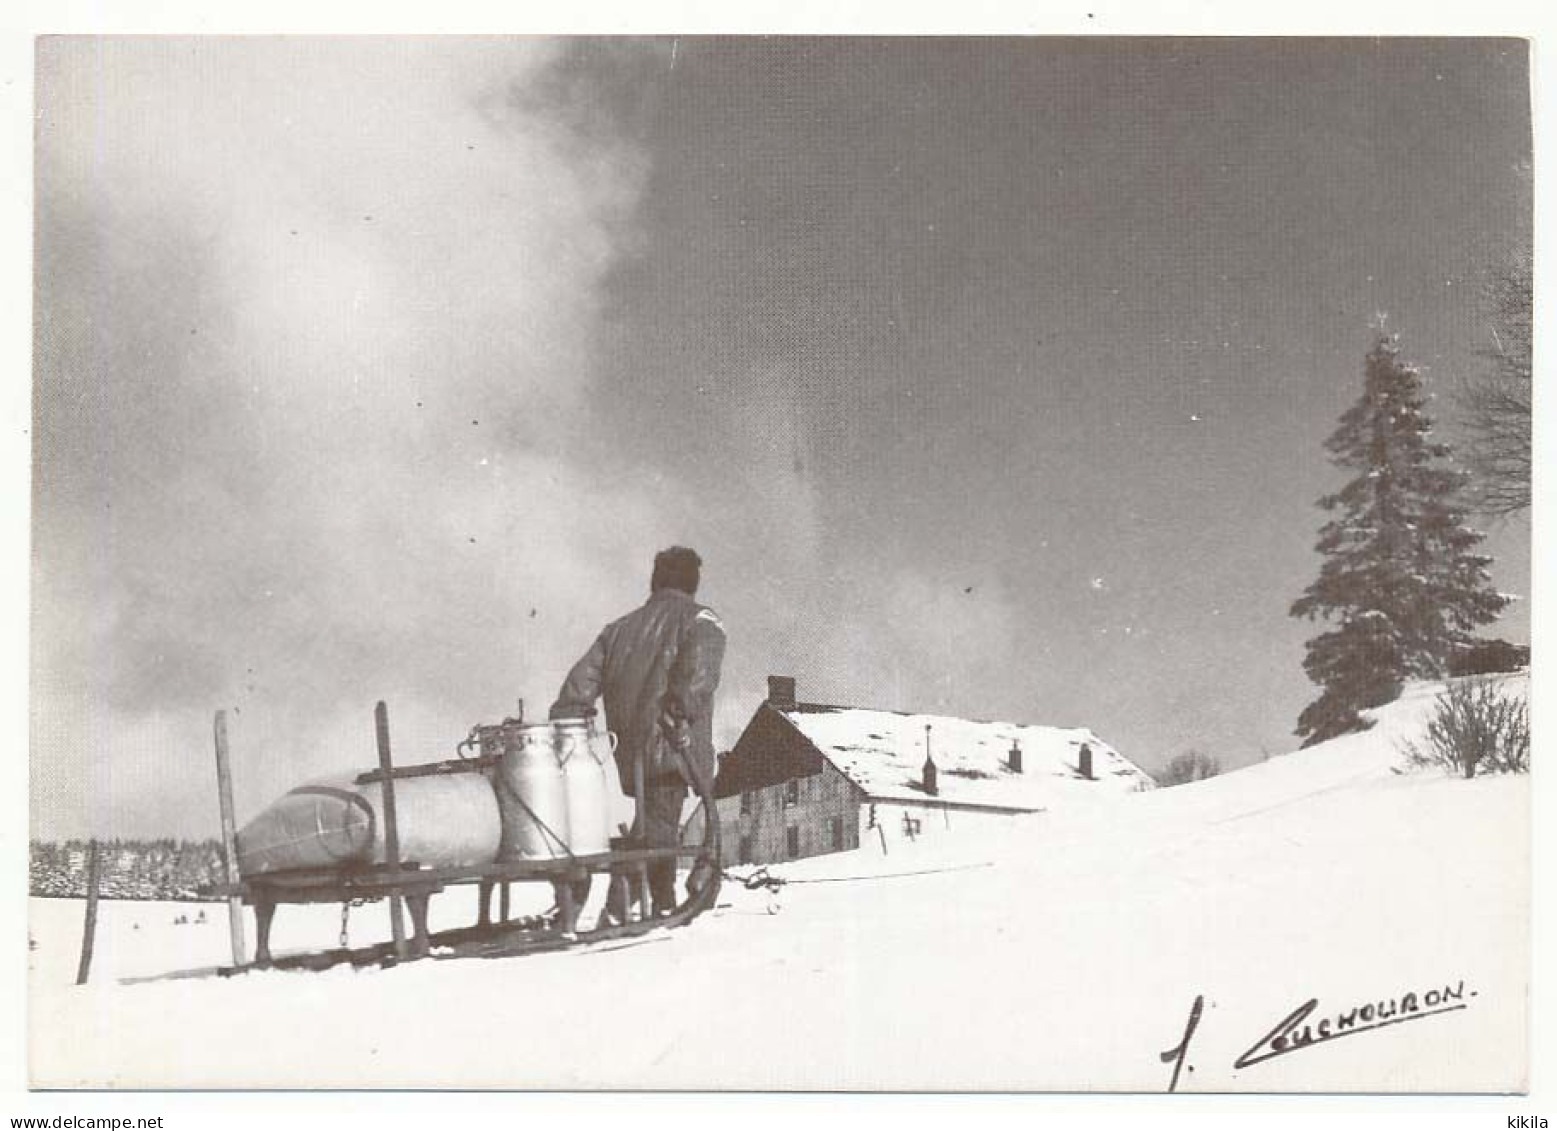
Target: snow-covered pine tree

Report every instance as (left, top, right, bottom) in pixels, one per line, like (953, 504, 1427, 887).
(1290, 333, 1509, 747)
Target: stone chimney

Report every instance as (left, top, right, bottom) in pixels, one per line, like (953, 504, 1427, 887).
(922, 724, 938, 796)
(767, 675, 797, 711)
(1008, 740, 1023, 774)
(1079, 742, 1094, 780)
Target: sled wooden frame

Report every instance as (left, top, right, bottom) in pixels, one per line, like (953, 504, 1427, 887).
(193, 700, 721, 977)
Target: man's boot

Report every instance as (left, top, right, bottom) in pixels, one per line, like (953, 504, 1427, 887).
(648, 861, 678, 918)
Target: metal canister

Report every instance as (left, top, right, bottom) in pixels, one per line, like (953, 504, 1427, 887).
(556, 717, 613, 855)
(495, 721, 571, 860)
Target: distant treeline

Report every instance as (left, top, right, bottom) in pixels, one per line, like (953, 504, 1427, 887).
(30, 838, 228, 901)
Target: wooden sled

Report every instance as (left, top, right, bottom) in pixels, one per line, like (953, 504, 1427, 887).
(161, 700, 720, 980)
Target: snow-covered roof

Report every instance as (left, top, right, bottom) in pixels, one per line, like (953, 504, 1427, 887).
(778, 704, 1154, 810)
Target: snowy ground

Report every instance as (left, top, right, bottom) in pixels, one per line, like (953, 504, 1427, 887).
(29, 676, 1529, 1091)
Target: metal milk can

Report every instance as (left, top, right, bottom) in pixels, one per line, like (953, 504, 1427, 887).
(496, 721, 571, 860)
(556, 717, 613, 855)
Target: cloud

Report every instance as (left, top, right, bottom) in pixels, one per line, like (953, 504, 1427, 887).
(804, 567, 1025, 720)
(652, 357, 1033, 747)
(32, 39, 673, 836)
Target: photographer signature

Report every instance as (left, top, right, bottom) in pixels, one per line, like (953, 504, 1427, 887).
(1160, 980, 1474, 1091)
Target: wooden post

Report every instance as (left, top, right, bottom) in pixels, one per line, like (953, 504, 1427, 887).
(633, 744, 651, 919)
(253, 895, 276, 966)
(213, 710, 248, 966)
(477, 880, 492, 927)
(374, 700, 408, 959)
(74, 840, 100, 985)
(405, 892, 432, 957)
(557, 877, 577, 936)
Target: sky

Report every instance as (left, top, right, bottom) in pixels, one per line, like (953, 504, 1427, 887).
(30, 37, 1532, 840)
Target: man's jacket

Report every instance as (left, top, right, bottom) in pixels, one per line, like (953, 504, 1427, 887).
(549, 588, 727, 794)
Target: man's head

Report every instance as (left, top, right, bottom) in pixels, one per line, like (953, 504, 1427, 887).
(651, 546, 702, 596)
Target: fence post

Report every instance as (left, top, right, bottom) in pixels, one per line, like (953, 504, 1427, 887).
(75, 840, 100, 985)
(375, 700, 408, 958)
(213, 710, 248, 966)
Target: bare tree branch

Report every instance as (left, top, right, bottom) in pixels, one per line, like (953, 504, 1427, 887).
(1458, 250, 1532, 516)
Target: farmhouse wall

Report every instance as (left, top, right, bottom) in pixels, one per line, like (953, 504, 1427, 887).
(714, 761, 862, 866)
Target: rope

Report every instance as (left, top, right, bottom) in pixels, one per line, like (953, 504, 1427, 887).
(721, 866, 784, 892)
(719, 860, 994, 891)
(498, 776, 579, 863)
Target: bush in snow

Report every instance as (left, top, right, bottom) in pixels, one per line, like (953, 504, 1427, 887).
(1290, 333, 1509, 747)
(1447, 638, 1530, 677)
(1401, 677, 1529, 778)
(1155, 750, 1222, 787)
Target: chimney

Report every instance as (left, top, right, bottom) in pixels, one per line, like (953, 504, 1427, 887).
(1008, 740, 1023, 774)
(767, 675, 797, 711)
(922, 724, 938, 796)
(1079, 743, 1093, 780)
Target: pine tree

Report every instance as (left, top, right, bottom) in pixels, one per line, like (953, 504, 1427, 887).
(1290, 334, 1509, 746)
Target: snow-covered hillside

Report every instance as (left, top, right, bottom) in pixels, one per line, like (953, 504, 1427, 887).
(28, 675, 1529, 1091)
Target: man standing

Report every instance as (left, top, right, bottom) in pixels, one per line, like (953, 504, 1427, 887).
(550, 546, 726, 919)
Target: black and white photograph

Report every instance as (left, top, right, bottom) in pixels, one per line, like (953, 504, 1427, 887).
(18, 28, 1540, 1098)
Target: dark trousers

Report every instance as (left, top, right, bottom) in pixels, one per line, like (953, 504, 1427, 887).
(642, 779, 687, 907)
(604, 776, 714, 916)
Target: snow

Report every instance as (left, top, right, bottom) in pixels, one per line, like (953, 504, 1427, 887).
(781, 706, 1154, 810)
(29, 675, 1529, 1091)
